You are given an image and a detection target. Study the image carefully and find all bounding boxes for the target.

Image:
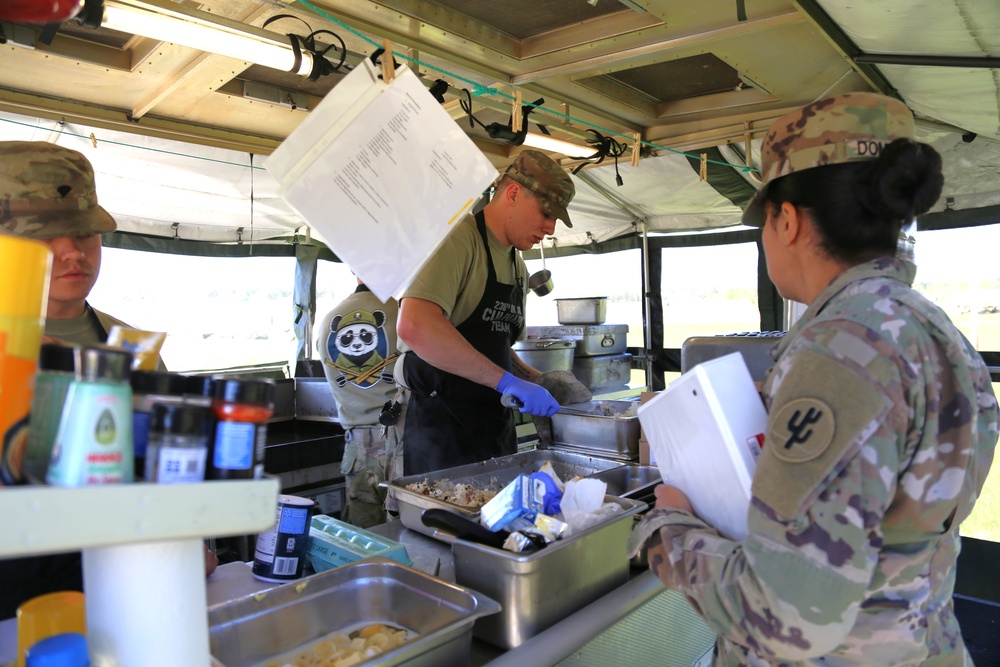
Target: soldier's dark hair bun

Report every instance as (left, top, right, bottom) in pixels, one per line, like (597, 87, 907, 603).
(866, 139, 944, 220)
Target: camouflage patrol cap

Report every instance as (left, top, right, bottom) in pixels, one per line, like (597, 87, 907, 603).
(0, 141, 116, 239)
(504, 149, 575, 227)
(743, 92, 915, 227)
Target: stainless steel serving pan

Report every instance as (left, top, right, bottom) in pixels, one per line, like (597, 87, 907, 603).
(208, 557, 500, 667)
(547, 399, 641, 460)
(432, 495, 646, 649)
(587, 463, 661, 502)
(384, 449, 627, 538)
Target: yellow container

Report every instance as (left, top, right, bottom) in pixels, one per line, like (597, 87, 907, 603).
(0, 233, 51, 486)
(16, 590, 86, 667)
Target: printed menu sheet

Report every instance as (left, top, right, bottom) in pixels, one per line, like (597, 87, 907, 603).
(267, 58, 499, 302)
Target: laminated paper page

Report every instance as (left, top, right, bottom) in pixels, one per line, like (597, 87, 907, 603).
(637, 353, 767, 540)
(267, 59, 499, 302)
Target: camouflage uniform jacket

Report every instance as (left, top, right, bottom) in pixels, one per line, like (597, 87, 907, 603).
(636, 256, 998, 666)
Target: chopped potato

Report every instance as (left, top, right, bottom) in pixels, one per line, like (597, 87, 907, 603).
(257, 623, 413, 667)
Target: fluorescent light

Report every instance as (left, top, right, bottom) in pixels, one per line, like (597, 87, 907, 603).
(522, 131, 593, 158)
(102, 0, 314, 76)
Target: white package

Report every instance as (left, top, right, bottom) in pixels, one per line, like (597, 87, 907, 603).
(266, 59, 499, 302)
(638, 352, 767, 540)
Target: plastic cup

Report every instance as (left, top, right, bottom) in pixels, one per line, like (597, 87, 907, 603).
(16, 591, 86, 667)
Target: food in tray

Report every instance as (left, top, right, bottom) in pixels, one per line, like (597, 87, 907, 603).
(260, 622, 413, 667)
(404, 479, 498, 507)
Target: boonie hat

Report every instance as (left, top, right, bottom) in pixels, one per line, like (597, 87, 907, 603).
(0, 141, 116, 239)
(742, 92, 916, 227)
(504, 149, 575, 227)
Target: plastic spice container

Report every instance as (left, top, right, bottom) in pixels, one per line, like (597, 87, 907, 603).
(46, 345, 134, 486)
(208, 378, 275, 480)
(131, 370, 188, 481)
(22, 343, 78, 483)
(145, 403, 211, 483)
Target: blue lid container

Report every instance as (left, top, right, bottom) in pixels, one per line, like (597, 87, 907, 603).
(25, 633, 90, 667)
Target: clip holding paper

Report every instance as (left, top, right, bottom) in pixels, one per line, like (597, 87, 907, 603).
(381, 39, 396, 83)
(512, 91, 523, 133)
(699, 153, 708, 182)
(630, 132, 641, 168)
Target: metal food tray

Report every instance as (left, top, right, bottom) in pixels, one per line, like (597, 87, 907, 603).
(385, 449, 627, 538)
(208, 557, 500, 667)
(548, 399, 641, 460)
(587, 464, 661, 502)
(440, 495, 646, 649)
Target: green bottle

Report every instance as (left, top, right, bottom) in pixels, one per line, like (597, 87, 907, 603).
(47, 345, 135, 487)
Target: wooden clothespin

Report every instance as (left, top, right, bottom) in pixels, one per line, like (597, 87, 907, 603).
(381, 39, 395, 83)
(699, 153, 708, 181)
(90, 133, 97, 148)
(630, 132, 641, 168)
(406, 47, 419, 76)
(511, 91, 523, 133)
(744, 121, 753, 170)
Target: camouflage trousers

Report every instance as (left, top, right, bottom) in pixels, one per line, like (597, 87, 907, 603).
(340, 423, 403, 529)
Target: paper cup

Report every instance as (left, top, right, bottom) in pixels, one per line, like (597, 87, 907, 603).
(251, 495, 316, 583)
(16, 591, 86, 667)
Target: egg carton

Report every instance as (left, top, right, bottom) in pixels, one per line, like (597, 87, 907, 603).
(306, 515, 411, 573)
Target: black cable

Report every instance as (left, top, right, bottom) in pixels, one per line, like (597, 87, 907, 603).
(459, 89, 491, 131)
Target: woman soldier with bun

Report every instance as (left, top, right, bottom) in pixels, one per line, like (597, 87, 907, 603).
(630, 93, 998, 665)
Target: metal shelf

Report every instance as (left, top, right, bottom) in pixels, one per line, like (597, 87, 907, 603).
(2, 478, 280, 666)
(2, 478, 280, 558)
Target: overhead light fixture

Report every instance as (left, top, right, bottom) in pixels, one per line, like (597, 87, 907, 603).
(85, 0, 315, 76)
(522, 131, 593, 159)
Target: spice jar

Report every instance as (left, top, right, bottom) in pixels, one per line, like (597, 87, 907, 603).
(130, 371, 188, 480)
(47, 345, 134, 486)
(22, 343, 77, 483)
(145, 403, 211, 483)
(207, 378, 274, 480)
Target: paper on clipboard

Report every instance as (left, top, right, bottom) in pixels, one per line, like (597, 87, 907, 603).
(266, 59, 499, 302)
(637, 352, 767, 540)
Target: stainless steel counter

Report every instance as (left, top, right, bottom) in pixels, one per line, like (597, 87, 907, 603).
(365, 519, 715, 667)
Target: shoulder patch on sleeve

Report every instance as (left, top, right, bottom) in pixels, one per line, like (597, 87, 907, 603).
(753, 346, 891, 520)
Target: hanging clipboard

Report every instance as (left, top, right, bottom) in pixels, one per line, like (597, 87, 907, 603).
(266, 58, 499, 302)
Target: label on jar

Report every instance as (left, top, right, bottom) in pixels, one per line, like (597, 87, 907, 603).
(212, 421, 256, 470)
(149, 445, 207, 483)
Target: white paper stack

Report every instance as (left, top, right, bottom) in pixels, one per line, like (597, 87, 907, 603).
(637, 352, 767, 540)
(266, 59, 499, 302)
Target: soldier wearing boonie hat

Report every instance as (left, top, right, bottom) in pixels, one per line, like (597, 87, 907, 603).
(631, 92, 996, 666)
(396, 147, 588, 476)
(0, 141, 117, 239)
(503, 149, 575, 228)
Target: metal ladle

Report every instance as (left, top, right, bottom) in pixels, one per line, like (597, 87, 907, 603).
(528, 240, 554, 296)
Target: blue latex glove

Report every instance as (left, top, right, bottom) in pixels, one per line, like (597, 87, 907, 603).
(496, 372, 560, 417)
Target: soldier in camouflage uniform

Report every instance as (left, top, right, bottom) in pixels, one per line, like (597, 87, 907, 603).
(318, 278, 405, 528)
(0, 141, 213, 620)
(397, 150, 584, 475)
(0, 141, 141, 346)
(629, 93, 998, 665)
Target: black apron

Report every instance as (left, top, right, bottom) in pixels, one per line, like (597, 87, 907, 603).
(402, 212, 525, 476)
